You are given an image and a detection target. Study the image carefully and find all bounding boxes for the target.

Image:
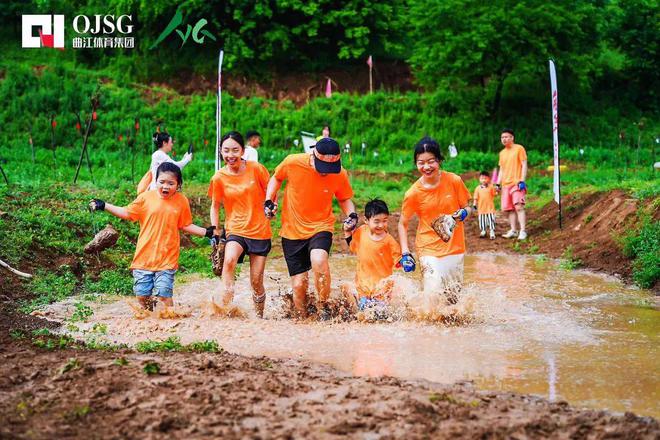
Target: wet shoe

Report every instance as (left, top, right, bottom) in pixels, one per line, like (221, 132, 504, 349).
(318, 303, 332, 321)
(479, 230, 486, 238)
(489, 231, 496, 240)
(517, 231, 528, 241)
(502, 230, 518, 239)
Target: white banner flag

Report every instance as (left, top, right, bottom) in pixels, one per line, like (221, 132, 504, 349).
(549, 59, 560, 204)
(215, 50, 224, 171)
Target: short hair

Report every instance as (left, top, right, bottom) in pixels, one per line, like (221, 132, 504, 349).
(156, 162, 182, 187)
(245, 130, 260, 140)
(413, 136, 444, 162)
(501, 128, 515, 136)
(479, 170, 490, 177)
(364, 198, 389, 219)
(221, 131, 244, 149)
(152, 132, 171, 149)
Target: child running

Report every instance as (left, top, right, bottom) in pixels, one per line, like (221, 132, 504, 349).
(90, 162, 216, 310)
(342, 199, 402, 315)
(473, 171, 497, 239)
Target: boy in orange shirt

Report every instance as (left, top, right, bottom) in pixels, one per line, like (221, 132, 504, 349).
(90, 162, 216, 310)
(342, 199, 402, 315)
(473, 171, 497, 240)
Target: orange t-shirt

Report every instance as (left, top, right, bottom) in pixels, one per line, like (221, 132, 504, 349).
(349, 225, 401, 298)
(473, 184, 496, 214)
(126, 190, 193, 271)
(498, 144, 527, 187)
(274, 153, 354, 240)
(208, 161, 272, 240)
(401, 172, 471, 258)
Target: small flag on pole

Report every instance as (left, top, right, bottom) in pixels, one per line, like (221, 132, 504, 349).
(325, 78, 332, 98)
(367, 55, 372, 68)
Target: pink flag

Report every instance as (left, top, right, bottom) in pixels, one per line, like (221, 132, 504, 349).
(367, 55, 373, 68)
(325, 78, 332, 98)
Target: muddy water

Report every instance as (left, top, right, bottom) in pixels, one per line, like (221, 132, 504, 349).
(47, 254, 659, 418)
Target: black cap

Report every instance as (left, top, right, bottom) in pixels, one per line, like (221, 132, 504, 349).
(313, 137, 342, 174)
(245, 130, 260, 140)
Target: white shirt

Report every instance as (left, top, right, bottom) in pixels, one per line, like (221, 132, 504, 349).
(148, 150, 192, 190)
(242, 145, 259, 162)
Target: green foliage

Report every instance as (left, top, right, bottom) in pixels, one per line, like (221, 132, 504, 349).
(60, 358, 82, 374)
(135, 336, 222, 353)
(559, 246, 582, 270)
(113, 357, 129, 366)
(84, 269, 133, 296)
(143, 361, 161, 375)
(178, 247, 214, 277)
(70, 302, 94, 322)
(623, 219, 660, 289)
(21, 268, 77, 313)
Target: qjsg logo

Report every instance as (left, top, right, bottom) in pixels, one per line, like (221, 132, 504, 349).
(72, 15, 133, 35)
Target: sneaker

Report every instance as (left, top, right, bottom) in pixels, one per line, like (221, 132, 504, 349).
(502, 230, 518, 239)
(479, 230, 486, 238)
(317, 303, 333, 321)
(489, 231, 496, 240)
(517, 231, 528, 241)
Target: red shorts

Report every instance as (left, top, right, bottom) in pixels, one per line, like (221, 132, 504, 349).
(501, 185, 526, 211)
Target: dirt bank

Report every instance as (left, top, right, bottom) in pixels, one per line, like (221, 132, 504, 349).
(464, 190, 642, 281)
(1, 320, 658, 439)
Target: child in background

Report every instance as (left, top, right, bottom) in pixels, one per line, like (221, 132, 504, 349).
(473, 171, 497, 240)
(90, 162, 216, 310)
(342, 199, 402, 314)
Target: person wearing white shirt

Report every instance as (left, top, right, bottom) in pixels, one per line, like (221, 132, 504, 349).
(148, 132, 193, 190)
(242, 130, 261, 162)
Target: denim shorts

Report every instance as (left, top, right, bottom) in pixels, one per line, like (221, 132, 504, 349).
(132, 269, 176, 298)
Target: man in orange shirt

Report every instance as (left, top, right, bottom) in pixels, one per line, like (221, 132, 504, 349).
(496, 128, 528, 240)
(265, 137, 357, 320)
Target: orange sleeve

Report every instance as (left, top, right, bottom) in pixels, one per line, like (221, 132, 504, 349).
(518, 146, 528, 162)
(125, 194, 146, 222)
(178, 196, 193, 229)
(335, 170, 354, 201)
(401, 189, 417, 220)
(273, 156, 290, 181)
(473, 187, 480, 204)
(209, 176, 224, 204)
(349, 227, 361, 254)
(257, 164, 270, 192)
(389, 237, 402, 265)
(455, 177, 470, 207)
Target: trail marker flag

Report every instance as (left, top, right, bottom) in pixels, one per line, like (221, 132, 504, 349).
(215, 49, 224, 171)
(325, 78, 332, 98)
(367, 55, 373, 94)
(549, 59, 562, 228)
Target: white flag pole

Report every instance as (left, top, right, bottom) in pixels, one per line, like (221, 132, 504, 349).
(549, 59, 562, 228)
(215, 50, 224, 171)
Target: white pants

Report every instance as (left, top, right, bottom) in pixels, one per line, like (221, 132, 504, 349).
(420, 254, 465, 294)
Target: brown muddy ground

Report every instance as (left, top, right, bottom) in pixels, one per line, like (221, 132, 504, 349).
(1, 189, 658, 438)
(1, 316, 658, 439)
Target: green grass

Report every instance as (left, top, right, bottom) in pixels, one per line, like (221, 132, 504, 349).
(135, 336, 222, 353)
(623, 218, 660, 289)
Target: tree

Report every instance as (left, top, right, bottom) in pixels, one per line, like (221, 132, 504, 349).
(408, 0, 604, 116)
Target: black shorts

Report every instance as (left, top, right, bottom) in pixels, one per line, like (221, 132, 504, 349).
(226, 235, 271, 264)
(282, 231, 333, 276)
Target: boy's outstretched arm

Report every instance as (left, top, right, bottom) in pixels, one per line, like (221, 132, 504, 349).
(89, 199, 130, 220)
(182, 224, 216, 239)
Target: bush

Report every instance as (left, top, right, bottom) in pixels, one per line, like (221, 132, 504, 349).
(623, 219, 660, 289)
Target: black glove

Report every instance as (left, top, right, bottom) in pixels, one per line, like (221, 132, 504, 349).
(90, 198, 105, 212)
(205, 225, 216, 239)
(264, 200, 277, 218)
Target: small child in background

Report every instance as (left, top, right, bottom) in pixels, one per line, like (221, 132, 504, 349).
(90, 162, 216, 310)
(342, 199, 402, 314)
(473, 171, 498, 240)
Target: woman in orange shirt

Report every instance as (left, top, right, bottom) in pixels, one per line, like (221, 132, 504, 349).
(90, 162, 215, 310)
(209, 132, 273, 317)
(397, 137, 473, 305)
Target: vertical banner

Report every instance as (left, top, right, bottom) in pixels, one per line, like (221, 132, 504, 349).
(549, 59, 562, 227)
(215, 50, 224, 171)
(367, 55, 373, 94)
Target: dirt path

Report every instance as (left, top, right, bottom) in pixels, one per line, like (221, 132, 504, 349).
(1, 326, 658, 439)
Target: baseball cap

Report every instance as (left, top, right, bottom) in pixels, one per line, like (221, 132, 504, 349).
(313, 137, 342, 174)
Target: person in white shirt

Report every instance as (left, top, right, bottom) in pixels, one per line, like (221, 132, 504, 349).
(242, 130, 261, 162)
(148, 132, 193, 190)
